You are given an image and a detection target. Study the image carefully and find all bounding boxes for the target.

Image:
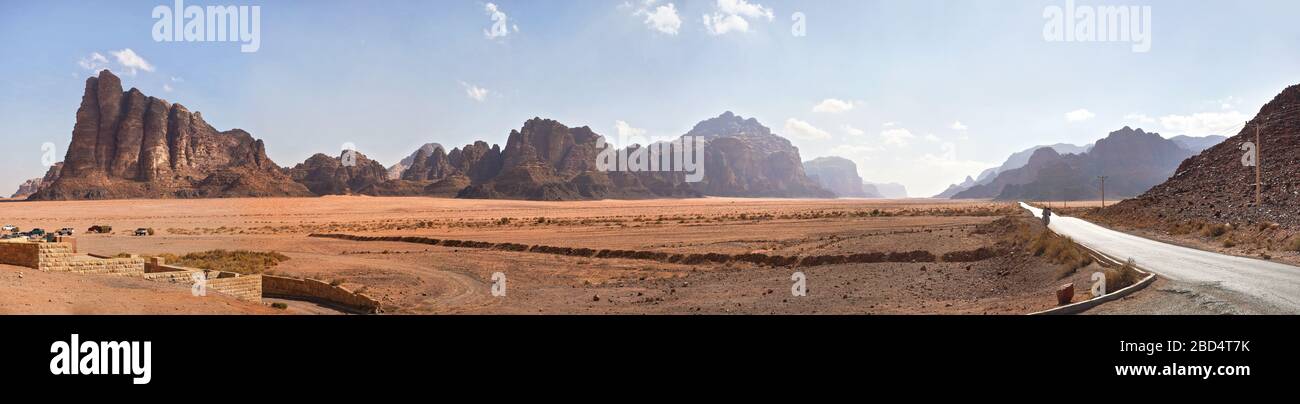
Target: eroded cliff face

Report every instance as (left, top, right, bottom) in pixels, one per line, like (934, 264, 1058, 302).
(31, 70, 311, 200)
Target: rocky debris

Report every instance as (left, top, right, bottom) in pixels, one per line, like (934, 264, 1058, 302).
(803, 156, 877, 197)
(1102, 83, 1300, 228)
(288, 150, 389, 195)
(31, 70, 311, 200)
(954, 127, 1195, 201)
(1056, 283, 1075, 305)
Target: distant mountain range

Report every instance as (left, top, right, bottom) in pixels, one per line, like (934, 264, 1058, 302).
(866, 182, 908, 198)
(948, 128, 1223, 201)
(26, 72, 837, 201)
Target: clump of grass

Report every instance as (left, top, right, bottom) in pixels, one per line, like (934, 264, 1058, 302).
(154, 250, 290, 275)
(271, 302, 288, 310)
(1201, 223, 1230, 238)
(1287, 237, 1300, 252)
(1222, 236, 1237, 248)
(1103, 258, 1143, 293)
(1029, 231, 1093, 271)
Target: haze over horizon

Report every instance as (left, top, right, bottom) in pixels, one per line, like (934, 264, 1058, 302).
(3, 0, 1299, 197)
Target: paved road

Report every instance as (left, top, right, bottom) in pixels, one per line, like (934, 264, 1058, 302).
(1022, 202, 1300, 313)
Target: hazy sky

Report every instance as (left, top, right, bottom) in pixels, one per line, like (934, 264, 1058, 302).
(2, 0, 1298, 196)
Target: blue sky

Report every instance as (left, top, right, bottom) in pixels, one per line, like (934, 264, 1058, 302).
(2, 0, 1298, 196)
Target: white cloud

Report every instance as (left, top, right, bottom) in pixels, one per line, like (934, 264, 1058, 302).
(78, 52, 108, 71)
(923, 133, 941, 142)
(703, 0, 773, 35)
(1122, 113, 1156, 127)
(615, 120, 648, 138)
(880, 128, 915, 147)
(1064, 108, 1095, 122)
(1159, 111, 1249, 136)
(812, 98, 854, 114)
(882, 121, 897, 127)
(635, 3, 682, 35)
(784, 118, 831, 140)
(950, 121, 968, 131)
(460, 82, 489, 102)
(162, 83, 174, 92)
(109, 49, 154, 75)
(717, 0, 774, 20)
(841, 124, 865, 137)
(483, 3, 513, 39)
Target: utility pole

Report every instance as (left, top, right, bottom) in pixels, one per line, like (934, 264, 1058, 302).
(1253, 122, 1265, 206)
(1097, 176, 1109, 208)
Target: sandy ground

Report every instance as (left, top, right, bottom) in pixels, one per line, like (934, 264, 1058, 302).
(1, 196, 1102, 314)
(0, 263, 276, 314)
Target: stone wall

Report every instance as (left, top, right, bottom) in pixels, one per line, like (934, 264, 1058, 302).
(0, 241, 40, 268)
(140, 257, 262, 302)
(262, 275, 382, 313)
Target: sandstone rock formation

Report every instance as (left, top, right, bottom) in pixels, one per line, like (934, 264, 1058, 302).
(1103, 84, 1300, 228)
(288, 150, 390, 195)
(683, 112, 833, 198)
(10, 163, 62, 199)
(30, 70, 311, 200)
(387, 143, 444, 180)
(458, 118, 698, 200)
(802, 156, 872, 197)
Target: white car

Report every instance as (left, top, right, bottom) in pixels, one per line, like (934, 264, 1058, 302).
(1, 225, 16, 233)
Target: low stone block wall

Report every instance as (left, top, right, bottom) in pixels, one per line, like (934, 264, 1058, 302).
(262, 275, 382, 313)
(0, 241, 40, 268)
(208, 275, 263, 302)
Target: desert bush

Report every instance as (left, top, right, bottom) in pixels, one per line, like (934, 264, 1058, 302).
(1029, 231, 1092, 271)
(154, 250, 290, 275)
(1287, 237, 1300, 252)
(1103, 259, 1144, 293)
(1201, 223, 1230, 238)
(271, 302, 288, 310)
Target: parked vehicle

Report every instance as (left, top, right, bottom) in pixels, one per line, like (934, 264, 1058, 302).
(134, 228, 151, 236)
(87, 225, 112, 234)
(57, 228, 74, 236)
(29, 228, 46, 237)
(1, 225, 16, 233)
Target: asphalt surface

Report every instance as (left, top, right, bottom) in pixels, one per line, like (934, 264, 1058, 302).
(1022, 202, 1300, 313)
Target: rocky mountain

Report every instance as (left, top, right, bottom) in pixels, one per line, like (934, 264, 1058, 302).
(1169, 135, 1227, 154)
(288, 150, 390, 195)
(30, 70, 311, 200)
(933, 176, 977, 198)
(11, 179, 42, 199)
(458, 118, 698, 200)
(10, 163, 62, 199)
(934, 143, 1091, 198)
(803, 156, 872, 197)
(386, 143, 444, 180)
(865, 182, 908, 198)
(1102, 84, 1300, 228)
(681, 112, 833, 198)
(953, 127, 1194, 201)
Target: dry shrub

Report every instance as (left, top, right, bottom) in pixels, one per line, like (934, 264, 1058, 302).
(1103, 258, 1144, 292)
(156, 250, 290, 275)
(1201, 223, 1230, 238)
(1029, 231, 1093, 271)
